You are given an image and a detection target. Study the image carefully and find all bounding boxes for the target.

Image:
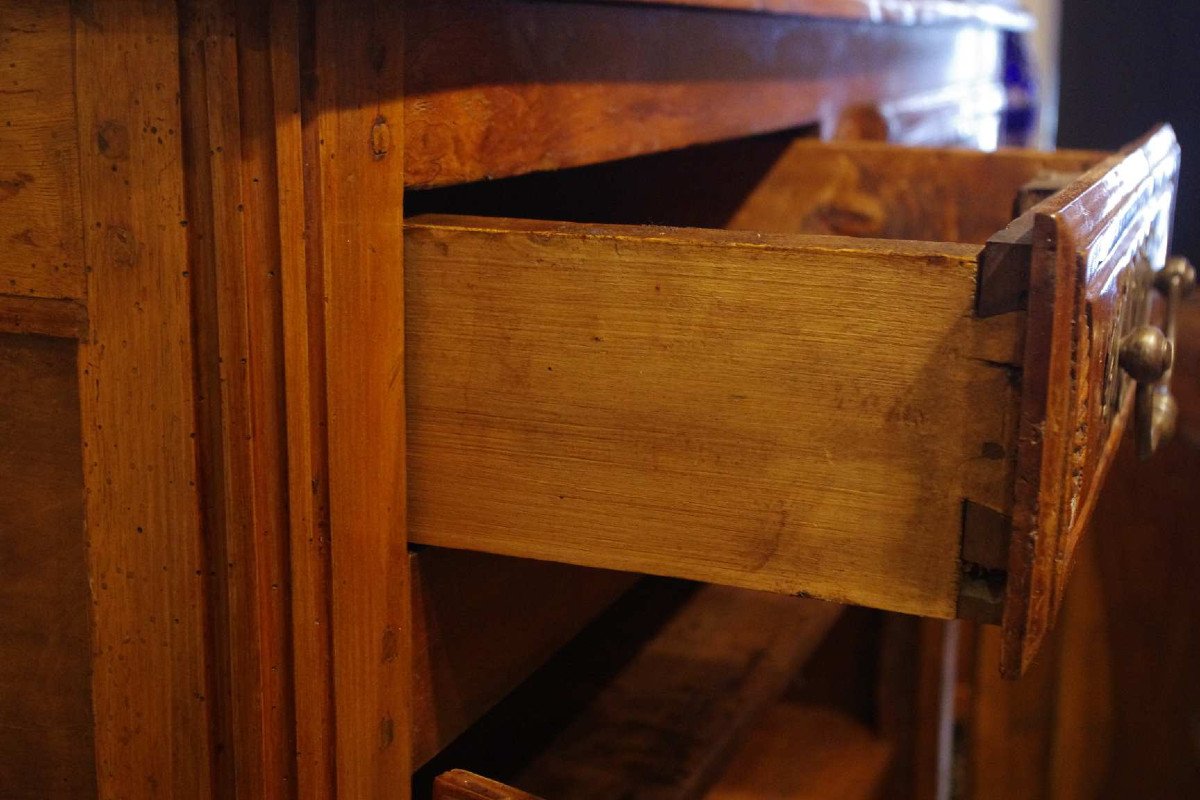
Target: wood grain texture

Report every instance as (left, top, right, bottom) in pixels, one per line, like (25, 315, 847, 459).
(1001, 126, 1181, 676)
(73, 0, 215, 795)
(179, 1, 295, 794)
(404, 0, 1006, 187)
(599, 0, 1031, 28)
(313, 0, 410, 795)
(703, 704, 893, 800)
(0, 0, 84, 303)
(411, 550, 636, 768)
(407, 136, 1097, 241)
(406, 216, 1021, 619)
(0, 334, 93, 799)
(1044, 530, 1113, 800)
(0, 294, 87, 338)
(831, 83, 1008, 150)
(512, 586, 843, 799)
(966, 623, 1058, 800)
(271, 0, 337, 795)
(964, 299, 1200, 799)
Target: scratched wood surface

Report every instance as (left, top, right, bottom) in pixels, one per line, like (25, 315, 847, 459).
(406, 216, 1023, 618)
(0, 335, 93, 799)
(0, 0, 84, 307)
(404, 0, 1007, 187)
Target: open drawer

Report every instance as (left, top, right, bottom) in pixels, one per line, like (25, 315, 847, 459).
(404, 126, 1185, 676)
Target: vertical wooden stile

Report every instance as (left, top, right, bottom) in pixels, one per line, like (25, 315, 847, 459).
(272, 0, 338, 796)
(313, 0, 411, 796)
(74, 1, 216, 795)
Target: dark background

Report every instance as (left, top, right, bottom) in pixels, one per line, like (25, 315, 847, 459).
(1058, 0, 1200, 258)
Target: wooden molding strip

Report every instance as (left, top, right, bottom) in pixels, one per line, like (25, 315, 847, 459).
(511, 586, 843, 799)
(435, 771, 545, 800)
(600, 0, 1032, 29)
(411, 551, 637, 768)
(0, 294, 87, 339)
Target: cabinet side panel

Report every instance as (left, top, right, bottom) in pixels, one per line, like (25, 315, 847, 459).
(0, 333, 94, 798)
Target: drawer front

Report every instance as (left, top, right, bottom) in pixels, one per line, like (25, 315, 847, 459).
(995, 126, 1182, 676)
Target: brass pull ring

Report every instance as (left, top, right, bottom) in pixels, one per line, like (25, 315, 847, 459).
(1120, 255, 1196, 459)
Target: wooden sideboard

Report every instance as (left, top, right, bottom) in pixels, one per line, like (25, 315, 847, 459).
(0, 1, 1188, 798)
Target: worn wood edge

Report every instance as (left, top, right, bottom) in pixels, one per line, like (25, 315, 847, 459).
(406, 214, 985, 262)
(977, 171, 1084, 318)
(0, 294, 87, 339)
(435, 770, 545, 800)
(999, 125, 1181, 678)
(976, 131, 1172, 319)
(990, 126, 1177, 272)
(1053, 126, 1180, 240)
(781, 137, 1106, 167)
(314, 0, 411, 795)
(591, 0, 1032, 29)
(512, 586, 844, 799)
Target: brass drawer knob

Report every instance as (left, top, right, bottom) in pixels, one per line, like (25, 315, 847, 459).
(1119, 325, 1173, 383)
(1125, 255, 1196, 459)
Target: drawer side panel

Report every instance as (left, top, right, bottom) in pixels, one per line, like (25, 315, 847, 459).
(406, 218, 1020, 618)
